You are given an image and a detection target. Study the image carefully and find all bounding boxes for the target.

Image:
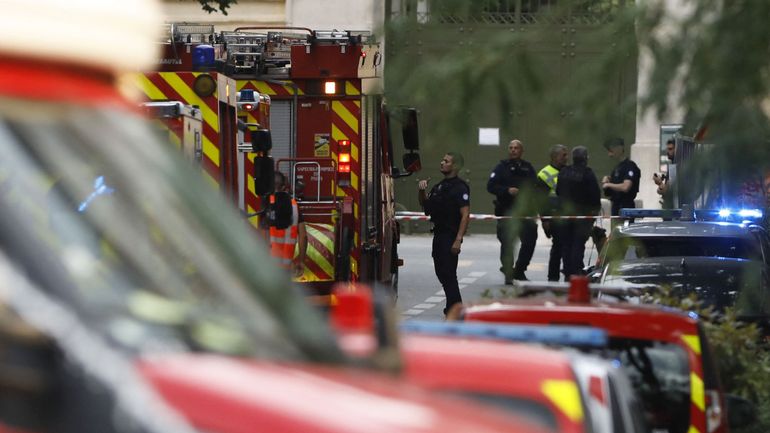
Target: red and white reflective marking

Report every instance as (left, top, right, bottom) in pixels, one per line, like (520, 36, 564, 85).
(395, 212, 624, 221)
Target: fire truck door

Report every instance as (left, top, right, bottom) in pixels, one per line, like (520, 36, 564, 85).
(296, 99, 334, 200)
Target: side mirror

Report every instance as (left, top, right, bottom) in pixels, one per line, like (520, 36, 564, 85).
(402, 152, 422, 174)
(250, 128, 272, 153)
(727, 394, 758, 430)
(253, 156, 275, 196)
(402, 108, 419, 151)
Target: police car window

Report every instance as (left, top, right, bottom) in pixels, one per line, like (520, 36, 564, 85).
(0, 101, 342, 362)
(609, 236, 760, 260)
(604, 338, 690, 433)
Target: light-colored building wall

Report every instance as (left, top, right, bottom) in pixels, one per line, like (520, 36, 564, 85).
(286, 0, 383, 33)
(632, 0, 688, 209)
(160, 0, 285, 30)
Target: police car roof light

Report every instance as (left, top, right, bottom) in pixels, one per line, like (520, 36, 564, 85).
(401, 321, 608, 347)
(620, 207, 763, 222)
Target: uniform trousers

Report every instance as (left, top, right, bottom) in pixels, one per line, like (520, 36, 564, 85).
(432, 231, 462, 313)
(560, 219, 594, 279)
(496, 218, 538, 278)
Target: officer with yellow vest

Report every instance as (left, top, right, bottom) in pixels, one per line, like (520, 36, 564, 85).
(536, 144, 569, 282)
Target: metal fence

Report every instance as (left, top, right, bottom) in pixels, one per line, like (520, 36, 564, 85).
(388, 0, 629, 25)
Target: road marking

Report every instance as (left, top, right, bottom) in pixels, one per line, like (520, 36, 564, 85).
(458, 278, 476, 284)
(458, 260, 473, 267)
(468, 271, 486, 277)
(425, 296, 444, 303)
(413, 303, 436, 309)
(435, 290, 444, 296)
(403, 309, 424, 315)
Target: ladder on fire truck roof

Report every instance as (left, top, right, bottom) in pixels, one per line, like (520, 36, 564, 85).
(162, 23, 375, 77)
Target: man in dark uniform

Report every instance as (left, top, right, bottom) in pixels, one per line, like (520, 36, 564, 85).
(536, 144, 569, 282)
(487, 139, 538, 283)
(557, 146, 601, 279)
(418, 152, 470, 315)
(601, 137, 640, 225)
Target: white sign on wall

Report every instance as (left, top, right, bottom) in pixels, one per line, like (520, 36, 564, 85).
(478, 128, 500, 146)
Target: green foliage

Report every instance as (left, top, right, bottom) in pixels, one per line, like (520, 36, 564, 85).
(197, 0, 237, 15)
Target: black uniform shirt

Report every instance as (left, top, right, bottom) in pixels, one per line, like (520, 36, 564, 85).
(606, 158, 640, 204)
(486, 159, 536, 216)
(556, 164, 601, 216)
(423, 176, 470, 235)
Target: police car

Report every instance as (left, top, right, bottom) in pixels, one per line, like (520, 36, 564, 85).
(596, 207, 770, 325)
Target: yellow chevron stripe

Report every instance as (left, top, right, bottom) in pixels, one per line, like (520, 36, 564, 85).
(351, 170, 359, 192)
(284, 84, 303, 95)
(137, 74, 166, 100)
(202, 170, 220, 190)
(160, 73, 219, 133)
(351, 143, 359, 167)
(345, 81, 360, 95)
(690, 372, 705, 411)
(300, 225, 335, 279)
(202, 136, 219, 168)
(687, 427, 701, 433)
(252, 81, 277, 96)
(246, 204, 260, 229)
(351, 257, 358, 279)
(160, 73, 220, 167)
(541, 380, 584, 423)
(332, 101, 359, 134)
(681, 334, 701, 355)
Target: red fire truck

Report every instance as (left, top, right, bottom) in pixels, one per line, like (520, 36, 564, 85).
(138, 24, 420, 295)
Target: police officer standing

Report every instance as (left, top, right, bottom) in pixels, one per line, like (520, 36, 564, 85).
(537, 144, 568, 282)
(418, 152, 470, 315)
(487, 139, 538, 283)
(601, 137, 640, 222)
(557, 146, 601, 279)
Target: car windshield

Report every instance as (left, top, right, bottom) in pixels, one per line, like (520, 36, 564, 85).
(0, 97, 343, 362)
(606, 235, 760, 261)
(459, 392, 559, 432)
(600, 338, 690, 433)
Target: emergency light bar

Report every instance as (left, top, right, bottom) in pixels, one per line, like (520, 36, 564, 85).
(620, 207, 763, 222)
(401, 321, 608, 348)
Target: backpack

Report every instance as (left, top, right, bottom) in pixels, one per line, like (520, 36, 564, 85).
(268, 191, 294, 230)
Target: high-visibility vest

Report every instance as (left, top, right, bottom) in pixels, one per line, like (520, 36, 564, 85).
(268, 194, 299, 268)
(537, 164, 559, 197)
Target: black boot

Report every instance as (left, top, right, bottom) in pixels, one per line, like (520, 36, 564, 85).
(513, 269, 529, 281)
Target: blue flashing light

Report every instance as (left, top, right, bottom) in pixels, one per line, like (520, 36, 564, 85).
(401, 321, 608, 347)
(687, 311, 699, 320)
(718, 208, 731, 218)
(738, 209, 763, 219)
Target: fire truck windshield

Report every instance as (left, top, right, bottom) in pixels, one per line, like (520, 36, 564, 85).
(0, 97, 344, 363)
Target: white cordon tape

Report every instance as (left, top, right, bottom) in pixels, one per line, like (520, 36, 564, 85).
(395, 211, 626, 221)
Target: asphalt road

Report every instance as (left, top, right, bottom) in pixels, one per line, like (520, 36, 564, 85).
(395, 231, 601, 321)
